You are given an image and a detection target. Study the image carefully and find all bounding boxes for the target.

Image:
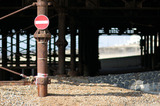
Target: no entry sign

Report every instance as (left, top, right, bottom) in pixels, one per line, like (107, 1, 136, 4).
(34, 15, 49, 30)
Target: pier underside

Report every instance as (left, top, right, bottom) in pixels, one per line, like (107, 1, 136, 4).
(0, 0, 160, 80)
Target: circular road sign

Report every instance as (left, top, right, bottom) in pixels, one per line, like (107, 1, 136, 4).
(34, 15, 49, 30)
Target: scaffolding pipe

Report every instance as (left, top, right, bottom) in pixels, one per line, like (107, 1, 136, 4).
(0, 67, 28, 78)
(0, 3, 36, 20)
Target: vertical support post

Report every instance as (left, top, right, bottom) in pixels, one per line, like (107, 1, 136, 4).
(10, 34, 13, 67)
(53, 34, 56, 65)
(150, 35, 153, 55)
(70, 17, 76, 74)
(34, 0, 51, 97)
(49, 38, 52, 66)
(16, 32, 20, 67)
(154, 34, 157, 54)
(27, 33, 30, 67)
(1, 29, 8, 80)
(144, 35, 147, 68)
(140, 35, 143, 67)
(2, 30, 7, 67)
(146, 35, 149, 68)
(78, 24, 99, 76)
(78, 26, 83, 75)
(36, 41, 37, 67)
(158, 32, 160, 64)
(55, 10, 67, 75)
(150, 35, 153, 69)
(154, 34, 157, 66)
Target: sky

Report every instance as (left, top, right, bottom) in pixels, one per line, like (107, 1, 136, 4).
(99, 35, 140, 47)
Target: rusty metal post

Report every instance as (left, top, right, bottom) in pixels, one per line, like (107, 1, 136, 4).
(34, 0, 51, 97)
(55, 10, 67, 75)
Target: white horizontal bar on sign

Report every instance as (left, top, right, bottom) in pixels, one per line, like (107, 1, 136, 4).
(35, 20, 49, 24)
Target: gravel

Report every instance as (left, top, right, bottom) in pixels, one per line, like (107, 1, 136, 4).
(0, 76, 160, 106)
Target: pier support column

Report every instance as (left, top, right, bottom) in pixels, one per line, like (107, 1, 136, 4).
(2, 30, 7, 67)
(16, 32, 20, 67)
(79, 24, 99, 76)
(78, 25, 84, 75)
(34, 0, 51, 97)
(69, 17, 76, 75)
(1, 29, 9, 80)
(140, 35, 144, 67)
(55, 10, 67, 75)
(53, 32, 57, 66)
(153, 33, 157, 69)
(27, 32, 30, 67)
(10, 33, 13, 67)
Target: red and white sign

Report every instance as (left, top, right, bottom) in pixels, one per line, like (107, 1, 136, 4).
(34, 15, 49, 30)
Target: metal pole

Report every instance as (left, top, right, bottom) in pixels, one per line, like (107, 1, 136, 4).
(34, 0, 51, 97)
